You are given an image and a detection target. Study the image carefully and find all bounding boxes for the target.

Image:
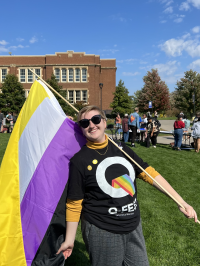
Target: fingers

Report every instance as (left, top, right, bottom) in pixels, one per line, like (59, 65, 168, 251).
(179, 205, 198, 222)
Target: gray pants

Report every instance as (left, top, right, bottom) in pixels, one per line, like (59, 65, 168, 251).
(81, 219, 149, 266)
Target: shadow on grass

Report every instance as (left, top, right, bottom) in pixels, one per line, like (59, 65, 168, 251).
(65, 240, 90, 266)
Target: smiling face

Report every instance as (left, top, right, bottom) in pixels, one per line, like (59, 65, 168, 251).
(80, 110, 107, 143)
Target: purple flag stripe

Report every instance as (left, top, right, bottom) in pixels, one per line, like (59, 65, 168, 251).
(20, 119, 86, 266)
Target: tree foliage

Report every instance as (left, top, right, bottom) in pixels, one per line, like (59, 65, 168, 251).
(110, 80, 133, 116)
(0, 74, 26, 114)
(174, 70, 200, 116)
(137, 69, 170, 113)
(46, 74, 76, 116)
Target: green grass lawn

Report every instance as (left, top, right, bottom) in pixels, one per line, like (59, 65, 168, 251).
(1, 134, 200, 266)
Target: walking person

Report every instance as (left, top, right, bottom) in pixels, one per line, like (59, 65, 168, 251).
(140, 114, 147, 142)
(146, 117, 159, 148)
(0, 110, 3, 133)
(173, 115, 185, 151)
(6, 112, 13, 133)
(57, 105, 197, 266)
(115, 113, 121, 140)
(129, 107, 140, 148)
(122, 114, 129, 143)
(191, 117, 200, 153)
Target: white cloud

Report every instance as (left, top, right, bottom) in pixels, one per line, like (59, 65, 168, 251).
(110, 14, 128, 23)
(0, 40, 8, 45)
(122, 72, 140, 76)
(101, 49, 119, 54)
(9, 45, 24, 50)
(179, 0, 200, 10)
(153, 61, 179, 76)
(160, 0, 174, 6)
(0, 46, 8, 53)
(163, 6, 173, 13)
(188, 59, 200, 70)
(29, 36, 38, 44)
(114, 44, 117, 47)
(192, 26, 200, 33)
(174, 17, 183, 23)
(159, 34, 200, 57)
(16, 38, 24, 42)
(160, 20, 167, 23)
(140, 61, 148, 64)
(179, 1, 190, 10)
(117, 58, 136, 63)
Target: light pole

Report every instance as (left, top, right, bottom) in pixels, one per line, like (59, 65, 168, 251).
(99, 83, 103, 110)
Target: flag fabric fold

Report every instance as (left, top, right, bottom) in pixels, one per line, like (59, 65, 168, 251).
(0, 80, 86, 266)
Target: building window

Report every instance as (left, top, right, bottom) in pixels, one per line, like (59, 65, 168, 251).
(69, 68, 73, 82)
(82, 90, 88, 102)
(35, 69, 41, 79)
(75, 68, 80, 82)
(2, 69, 7, 82)
(54, 68, 60, 82)
(28, 69, 33, 83)
(20, 69, 26, 82)
(82, 68, 87, 82)
(76, 90, 81, 102)
(62, 68, 67, 82)
(68, 90, 74, 103)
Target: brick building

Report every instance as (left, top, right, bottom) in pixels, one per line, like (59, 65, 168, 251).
(0, 51, 116, 113)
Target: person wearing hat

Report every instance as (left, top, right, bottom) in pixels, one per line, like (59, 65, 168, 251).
(122, 114, 129, 143)
(146, 116, 159, 148)
(173, 115, 185, 151)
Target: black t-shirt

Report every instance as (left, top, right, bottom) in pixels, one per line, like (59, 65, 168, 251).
(67, 141, 149, 234)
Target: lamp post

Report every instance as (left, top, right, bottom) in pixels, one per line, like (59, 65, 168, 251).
(99, 83, 103, 110)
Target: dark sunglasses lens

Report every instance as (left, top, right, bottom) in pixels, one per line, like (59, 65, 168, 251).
(91, 115, 101, 124)
(80, 119, 89, 128)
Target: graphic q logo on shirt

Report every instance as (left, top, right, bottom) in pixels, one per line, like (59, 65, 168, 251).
(96, 157, 135, 198)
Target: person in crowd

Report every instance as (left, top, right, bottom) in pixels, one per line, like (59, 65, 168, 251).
(191, 117, 200, 153)
(122, 114, 129, 143)
(154, 110, 158, 119)
(129, 108, 140, 148)
(140, 114, 147, 142)
(193, 111, 200, 125)
(146, 116, 159, 148)
(179, 111, 184, 118)
(115, 113, 121, 140)
(173, 115, 185, 151)
(57, 105, 197, 266)
(0, 110, 3, 133)
(6, 112, 13, 133)
(182, 115, 190, 142)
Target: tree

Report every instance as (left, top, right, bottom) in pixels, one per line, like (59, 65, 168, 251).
(46, 74, 76, 116)
(0, 74, 26, 114)
(110, 80, 133, 116)
(137, 69, 170, 113)
(174, 70, 200, 117)
(132, 89, 142, 110)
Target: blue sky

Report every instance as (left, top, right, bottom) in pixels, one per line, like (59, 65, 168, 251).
(1, 0, 200, 95)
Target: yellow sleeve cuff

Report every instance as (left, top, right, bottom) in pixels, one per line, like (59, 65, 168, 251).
(66, 199, 83, 222)
(137, 166, 160, 185)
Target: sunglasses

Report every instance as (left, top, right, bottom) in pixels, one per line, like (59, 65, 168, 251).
(79, 115, 102, 128)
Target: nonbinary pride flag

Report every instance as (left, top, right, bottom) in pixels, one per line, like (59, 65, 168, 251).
(0, 80, 86, 266)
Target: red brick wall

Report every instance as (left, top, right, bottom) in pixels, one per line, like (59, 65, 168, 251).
(0, 52, 116, 111)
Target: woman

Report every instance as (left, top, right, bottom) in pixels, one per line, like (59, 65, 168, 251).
(115, 113, 121, 139)
(122, 114, 129, 143)
(146, 117, 159, 148)
(57, 105, 197, 266)
(191, 117, 200, 153)
(140, 114, 147, 142)
(174, 115, 185, 151)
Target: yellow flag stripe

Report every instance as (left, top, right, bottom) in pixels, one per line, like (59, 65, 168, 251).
(0, 107, 26, 266)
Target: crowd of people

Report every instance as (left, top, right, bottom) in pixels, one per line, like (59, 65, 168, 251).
(115, 108, 160, 148)
(115, 109, 200, 152)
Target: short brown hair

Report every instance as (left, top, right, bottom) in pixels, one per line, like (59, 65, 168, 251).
(77, 105, 106, 122)
(135, 107, 139, 112)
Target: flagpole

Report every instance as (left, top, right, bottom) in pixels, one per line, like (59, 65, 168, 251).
(29, 68, 200, 224)
(28, 68, 79, 113)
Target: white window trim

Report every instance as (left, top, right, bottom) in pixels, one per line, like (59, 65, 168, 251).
(18, 68, 42, 83)
(1, 68, 8, 83)
(67, 89, 88, 104)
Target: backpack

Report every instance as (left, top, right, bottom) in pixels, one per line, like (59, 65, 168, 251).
(154, 119, 161, 131)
